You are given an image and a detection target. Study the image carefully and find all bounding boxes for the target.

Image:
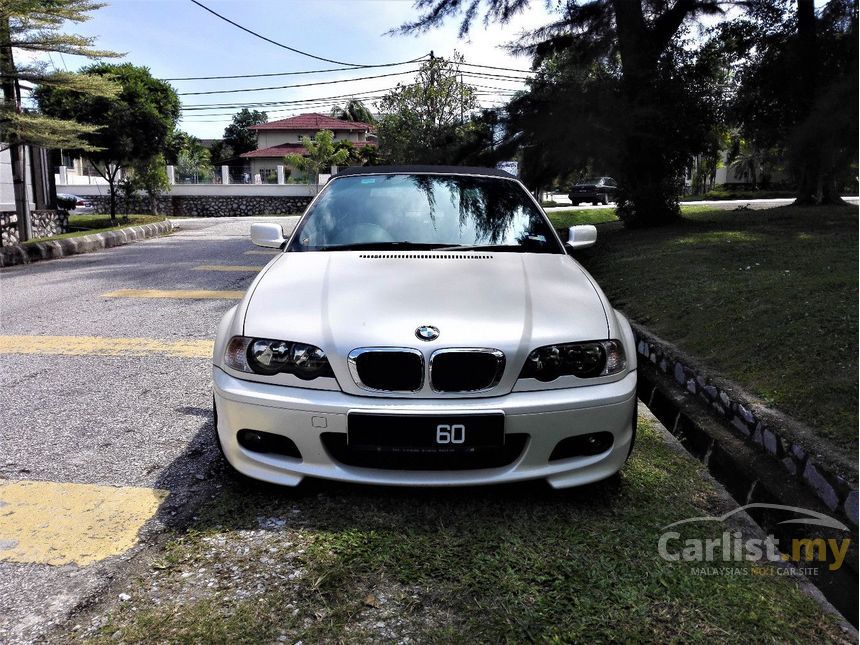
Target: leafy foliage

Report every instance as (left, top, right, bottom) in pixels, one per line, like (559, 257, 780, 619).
(330, 99, 375, 124)
(393, 1, 730, 227)
(222, 108, 267, 157)
(283, 129, 350, 186)
(1, 0, 120, 151)
(377, 53, 478, 164)
(716, 0, 858, 203)
(35, 62, 180, 218)
(131, 154, 170, 215)
(174, 136, 213, 183)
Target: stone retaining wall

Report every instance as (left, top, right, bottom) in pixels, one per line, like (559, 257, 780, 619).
(85, 195, 313, 217)
(633, 323, 857, 525)
(1, 210, 69, 246)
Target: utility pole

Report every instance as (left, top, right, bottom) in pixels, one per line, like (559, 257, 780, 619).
(460, 71, 464, 124)
(0, 15, 32, 242)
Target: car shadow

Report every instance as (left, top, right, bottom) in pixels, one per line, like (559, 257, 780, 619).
(150, 409, 628, 541)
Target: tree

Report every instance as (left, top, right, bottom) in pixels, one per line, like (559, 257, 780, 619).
(174, 136, 213, 183)
(1, 0, 119, 240)
(223, 108, 267, 157)
(331, 98, 375, 124)
(395, 1, 729, 227)
(716, 0, 857, 204)
(35, 63, 180, 221)
(208, 139, 229, 165)
(132, 154, 169, 215)
(785, 0, 856, 203)
(376, 53, 478, 164)
(283, 129, 349, 189)
(495, 33, 727, 203)
(357, 143, 382, 166)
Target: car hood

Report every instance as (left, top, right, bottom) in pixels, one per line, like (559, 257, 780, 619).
(244, 250, 608, 354)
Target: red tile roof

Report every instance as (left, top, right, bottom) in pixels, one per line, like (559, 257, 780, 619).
(250, 112, 372, 131)
(240, 141, 377, 158)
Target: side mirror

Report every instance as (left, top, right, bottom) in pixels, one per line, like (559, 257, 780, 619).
(250, 223, 286, 248)
(566, 225, 597, 250)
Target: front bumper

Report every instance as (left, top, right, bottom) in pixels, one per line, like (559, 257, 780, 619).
(213, 367, 637, 488)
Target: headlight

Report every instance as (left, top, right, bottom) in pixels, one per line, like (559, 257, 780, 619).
(224, 336, 334, 380)
(519, 340, 626, 382)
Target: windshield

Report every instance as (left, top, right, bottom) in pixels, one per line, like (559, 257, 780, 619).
(576, 178, 602, 185)
(288, 173, 562, 253)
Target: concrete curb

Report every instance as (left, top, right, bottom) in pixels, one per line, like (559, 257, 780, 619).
(633, 323, 858, 527)
(0, 220, 174, 268)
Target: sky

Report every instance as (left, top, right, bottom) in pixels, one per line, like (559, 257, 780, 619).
(39, 0, 558, 139)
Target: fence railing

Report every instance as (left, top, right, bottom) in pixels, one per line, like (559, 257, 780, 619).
(55, 164, 318, 189)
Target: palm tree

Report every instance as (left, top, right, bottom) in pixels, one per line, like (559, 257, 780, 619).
(330, 99, 375, 124)
(729, 140, 763, 190)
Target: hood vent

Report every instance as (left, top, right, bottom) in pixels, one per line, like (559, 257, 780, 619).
(358, 253, 493, 260)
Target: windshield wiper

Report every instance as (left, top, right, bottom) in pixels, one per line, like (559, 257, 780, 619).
(320, 241, 444, 252)
(433, 244, 528, 252)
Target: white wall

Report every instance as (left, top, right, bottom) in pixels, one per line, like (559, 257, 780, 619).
(57, 183, 318, 197)
(1, 144, 35, 211)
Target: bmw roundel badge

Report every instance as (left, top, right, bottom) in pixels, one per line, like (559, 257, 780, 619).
(415, 325, 440, 341)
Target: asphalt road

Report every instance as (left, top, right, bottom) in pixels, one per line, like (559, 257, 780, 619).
(0, 216, 298, 642)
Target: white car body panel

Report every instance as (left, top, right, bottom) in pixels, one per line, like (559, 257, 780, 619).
(212, 168, 638, 488)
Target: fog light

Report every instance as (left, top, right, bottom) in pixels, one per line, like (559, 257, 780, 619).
(548, 432, 614, 461)
(236, 429, 301, 459)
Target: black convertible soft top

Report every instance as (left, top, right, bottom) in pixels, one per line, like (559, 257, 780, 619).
(334, 165, 517, 179)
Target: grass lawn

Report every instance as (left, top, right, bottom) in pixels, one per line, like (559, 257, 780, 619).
(558, 204, 858, 453)
(80, 419, 845, 643)
(680, 190, 797, 202)
(26, 214, 165, 244)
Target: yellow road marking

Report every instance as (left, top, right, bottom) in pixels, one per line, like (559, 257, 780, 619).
(0, 480, 168, 566)
(103, 289, 244, 299)
(194, 264, 262, 272)
(0, 335, 213, 357)
(244, 250, 280, 255)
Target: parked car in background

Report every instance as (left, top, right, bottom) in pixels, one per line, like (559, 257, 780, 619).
(212, 165, 637, 489)
(56, 193, 95, 213)
(568, 177, 617, 205)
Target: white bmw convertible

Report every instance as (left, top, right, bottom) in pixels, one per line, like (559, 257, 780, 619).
(212, 166, 637, 487)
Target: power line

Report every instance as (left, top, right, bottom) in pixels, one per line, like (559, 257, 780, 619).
(461, 71, 531, 83)
(165, 59, 531, 83)
(179, 89, 512, 121)
(165, 63, 420, 82)
(458, 61, 533, 74)
(181, 87, 400, 111)
(176, 69, 528, 98)
(189, 0, 429, 69)
(177, 69, 421, 96)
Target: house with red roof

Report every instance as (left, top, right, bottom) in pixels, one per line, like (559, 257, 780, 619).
(240, 113, 375, 182)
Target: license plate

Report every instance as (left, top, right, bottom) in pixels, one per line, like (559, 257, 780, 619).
(347, 413, 504, 454)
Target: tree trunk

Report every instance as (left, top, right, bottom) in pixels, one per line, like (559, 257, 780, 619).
(108, 174, 117, 221)
(792, 0, 823, 205)
(611, 0, 681, 227)
(0, 16, 31, 242)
